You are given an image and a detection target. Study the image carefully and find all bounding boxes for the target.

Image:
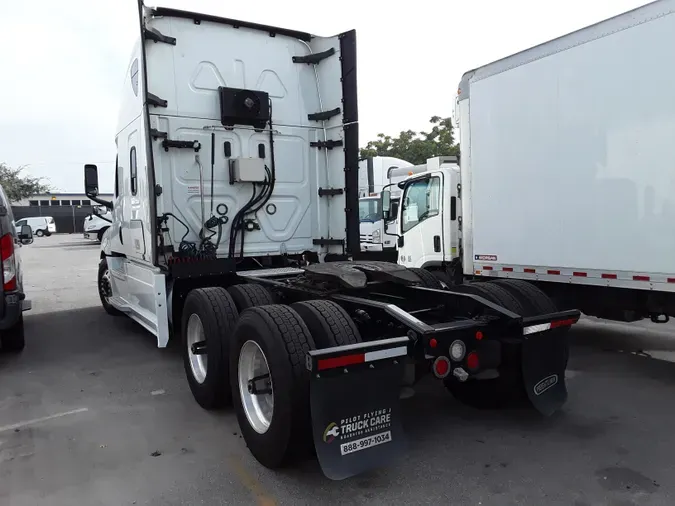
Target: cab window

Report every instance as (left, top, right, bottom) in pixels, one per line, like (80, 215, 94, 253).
(401, 176, 441, 233)
(359, 199, 380, 222)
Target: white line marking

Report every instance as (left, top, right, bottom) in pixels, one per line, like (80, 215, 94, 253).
(151, 389, 165, 396)
(0, 408, 89, 433)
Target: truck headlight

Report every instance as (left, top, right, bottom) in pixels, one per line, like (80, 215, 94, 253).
(372, 229, 381, 243)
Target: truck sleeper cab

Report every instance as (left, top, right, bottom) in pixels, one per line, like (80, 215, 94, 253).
(86, 5, 580, 481)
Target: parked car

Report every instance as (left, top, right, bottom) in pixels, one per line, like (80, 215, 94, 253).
(0, 186, 33, 352)
(14, 216, 56, 237)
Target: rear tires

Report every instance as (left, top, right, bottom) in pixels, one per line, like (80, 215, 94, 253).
(98, 258, 122, 316)
(231, 305, 315, 468)
(430, 269, 452, 287)
(444, 282, 528, 409)
(35, 230, 44, 237)
(182, 287, 239, 410)
(1, 315, 25, 353)
(291, 300, 362, 348)
(409, 267, 444, 289)
(227, 283, 275, 312)
(493, 279, 558, 316)
(493, 279, 569, 367)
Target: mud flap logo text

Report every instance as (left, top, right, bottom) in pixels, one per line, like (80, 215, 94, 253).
(534, 374, 558, 396)
(322, 409, 392, 444)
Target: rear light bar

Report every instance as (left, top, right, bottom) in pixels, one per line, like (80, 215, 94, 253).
(307, 336, 410, 372)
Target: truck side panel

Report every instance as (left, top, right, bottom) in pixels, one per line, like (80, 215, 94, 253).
(462, 2, 675, 280)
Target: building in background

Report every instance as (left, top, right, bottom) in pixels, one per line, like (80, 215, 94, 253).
(14, 192, 114, 207)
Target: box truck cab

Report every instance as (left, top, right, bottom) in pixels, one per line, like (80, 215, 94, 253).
(384, 157, 462, 284)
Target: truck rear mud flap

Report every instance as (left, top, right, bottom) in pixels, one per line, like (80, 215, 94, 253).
(521, 311, 580, 416)
(306, 337, 410, 480)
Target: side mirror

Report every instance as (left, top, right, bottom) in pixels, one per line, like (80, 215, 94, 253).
(381, 189, 391, 221)
(19, 225, 33, 245)
(84, 164, 99, 197)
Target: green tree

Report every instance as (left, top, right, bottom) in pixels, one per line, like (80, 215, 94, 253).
(360, 116, 460, 165)
(0, 163, 53, 202)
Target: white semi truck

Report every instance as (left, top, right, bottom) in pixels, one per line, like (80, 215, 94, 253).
(84, 2, 579, 480)
(391, 0, 675, 326)
(83, 206, 112, 242)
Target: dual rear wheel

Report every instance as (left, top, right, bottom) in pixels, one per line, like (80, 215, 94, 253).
(180, 284, 361, 468)
(443, 279, 567, 409)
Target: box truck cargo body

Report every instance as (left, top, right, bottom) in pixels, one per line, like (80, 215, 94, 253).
(456, 0, 675, 320)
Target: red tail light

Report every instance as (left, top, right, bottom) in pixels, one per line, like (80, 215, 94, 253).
(466, 352, 480, 370)
(1, 233, 16, 291)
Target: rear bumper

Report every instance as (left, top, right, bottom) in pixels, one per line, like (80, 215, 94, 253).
(360, 242, 383, 252)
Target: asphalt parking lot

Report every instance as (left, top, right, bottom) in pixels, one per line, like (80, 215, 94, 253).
(2, 235, 675, 506)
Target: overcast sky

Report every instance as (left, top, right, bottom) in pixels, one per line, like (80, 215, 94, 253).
(0, 0, 652, 193)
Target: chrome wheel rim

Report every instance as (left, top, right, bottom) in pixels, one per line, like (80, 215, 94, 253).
(99, 268, 113, 303)
(187, 314, 207, 384)
(238, 340, 274, 434)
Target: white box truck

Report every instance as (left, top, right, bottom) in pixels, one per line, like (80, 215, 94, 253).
(394, 0, 675, 325)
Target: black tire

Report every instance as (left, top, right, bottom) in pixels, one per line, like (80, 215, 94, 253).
(35, 229, 44, 237)
(493, 279, 557, 315)
(493, 279, 569, 367)
(1, 315, 25, 353)
(231, 305, 315, 468)
(409, 267, 444, 289)
(98, 258, 123, 316)
(97, 227, 108, 242)
(182, 287, 239, 410)
(227, 283, 275, 312)
(444, 282, 527, 409)
(291, 300, 362, 349)
(430, 269, 452, 287)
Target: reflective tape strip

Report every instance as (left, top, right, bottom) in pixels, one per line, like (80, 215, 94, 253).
(318, 354, 364, 370)
(523, 323, 551, 335)
(364, 346, 407, 362)
(523, 317, 578, 335)
(317, 346, 408, 371)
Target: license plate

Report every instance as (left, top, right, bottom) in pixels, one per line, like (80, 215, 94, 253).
(340, 431, 392, 456)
